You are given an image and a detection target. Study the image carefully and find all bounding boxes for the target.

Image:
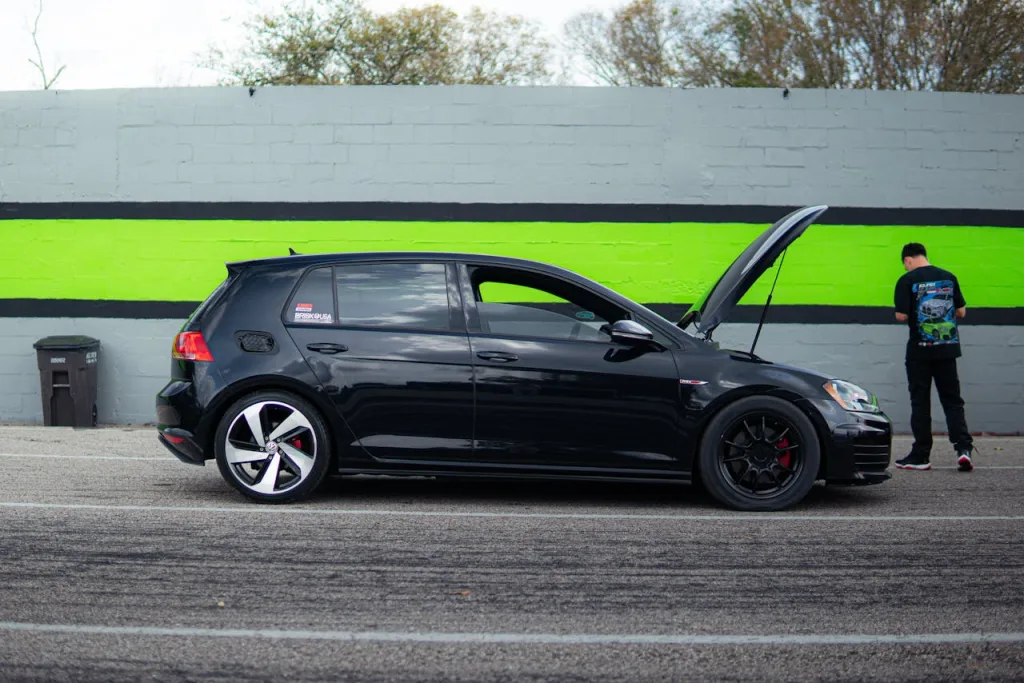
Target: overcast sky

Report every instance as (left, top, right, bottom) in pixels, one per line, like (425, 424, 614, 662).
(0, 0, 622, 92)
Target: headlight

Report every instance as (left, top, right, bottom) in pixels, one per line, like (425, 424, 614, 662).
(824, 379, 880, 413)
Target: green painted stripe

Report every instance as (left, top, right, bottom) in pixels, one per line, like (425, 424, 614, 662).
(4, 219, 1022, 307)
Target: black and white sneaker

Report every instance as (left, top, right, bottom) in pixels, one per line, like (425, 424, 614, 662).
(957, 449, 974, 472)
(895, 453, 931, 470)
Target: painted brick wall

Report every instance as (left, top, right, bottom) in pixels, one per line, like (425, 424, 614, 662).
(1, 85, 1022, 207)
(713, 323, 1024, 436)
(1, 85, 1022, 432)
(0, 319, 183, 426)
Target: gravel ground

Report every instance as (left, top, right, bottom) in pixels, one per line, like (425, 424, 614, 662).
(0, 426, 1022, 682)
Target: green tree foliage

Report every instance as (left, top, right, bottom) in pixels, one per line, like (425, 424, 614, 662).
(204, 0, 553, 86)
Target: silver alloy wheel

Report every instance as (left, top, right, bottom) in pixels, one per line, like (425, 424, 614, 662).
(223, 400, 318, 496)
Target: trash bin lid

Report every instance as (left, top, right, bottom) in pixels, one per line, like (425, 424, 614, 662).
(33, 335, 101, 351)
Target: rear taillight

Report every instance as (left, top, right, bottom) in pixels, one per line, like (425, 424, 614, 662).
(172, 331, 214, 362)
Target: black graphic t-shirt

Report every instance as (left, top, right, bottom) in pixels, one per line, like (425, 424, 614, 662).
(894, 265, 966, 360)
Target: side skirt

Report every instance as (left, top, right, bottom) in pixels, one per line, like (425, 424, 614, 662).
(334, 464, 692, 485)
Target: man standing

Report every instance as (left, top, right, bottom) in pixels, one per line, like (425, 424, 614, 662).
(893, 242, 975, 472)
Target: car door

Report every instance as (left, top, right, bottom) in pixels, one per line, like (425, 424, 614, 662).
(283, 260, 475, 463)
(457, 261, 684, 472)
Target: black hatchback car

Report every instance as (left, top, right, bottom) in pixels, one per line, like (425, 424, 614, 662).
(156, 205, 892, 511)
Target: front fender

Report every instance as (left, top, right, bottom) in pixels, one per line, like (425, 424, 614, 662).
(688, 384, 837, 480)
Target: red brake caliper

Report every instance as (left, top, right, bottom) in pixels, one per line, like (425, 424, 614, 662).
(292, 438, 302, 450)
(777, 436, 792, 468)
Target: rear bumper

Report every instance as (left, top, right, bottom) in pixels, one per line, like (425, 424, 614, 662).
(157, 428, 206, 465)
(156, 379, 208, 465)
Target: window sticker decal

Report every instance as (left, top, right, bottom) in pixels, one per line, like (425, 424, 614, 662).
(294, 302, 332, 323)
(294, 311, 333, 323)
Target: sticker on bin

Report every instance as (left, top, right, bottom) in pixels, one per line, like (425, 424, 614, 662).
(86, 351, 97, 364)
(50, 357, 66, 364)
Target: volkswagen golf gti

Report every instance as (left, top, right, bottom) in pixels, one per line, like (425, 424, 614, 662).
(156, 205, 892, 511)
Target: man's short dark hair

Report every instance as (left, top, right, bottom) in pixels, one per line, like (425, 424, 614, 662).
(902, 242, 927, 259)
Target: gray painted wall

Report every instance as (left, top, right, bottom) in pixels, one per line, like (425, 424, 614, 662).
(1, 318, 182, 426)
(2, 85, 1022, 207)
(1, 85, 1021, 432)
(713, 323, 1024, 437)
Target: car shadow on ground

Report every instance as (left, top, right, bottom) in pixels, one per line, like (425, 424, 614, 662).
(304, 473, 889, 513)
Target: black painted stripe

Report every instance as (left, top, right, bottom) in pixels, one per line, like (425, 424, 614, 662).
(0, 299, 199, 319)
(2, 201, 1022, 227)
(2, 298, 1021, 325)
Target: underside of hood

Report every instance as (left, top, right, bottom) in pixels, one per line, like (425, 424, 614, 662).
(678, 205, 829, 339)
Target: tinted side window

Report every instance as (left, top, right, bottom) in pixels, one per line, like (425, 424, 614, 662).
(285, 267, 335, 325)
(473, 279, 610, 342)
(335, 263, 451, 330)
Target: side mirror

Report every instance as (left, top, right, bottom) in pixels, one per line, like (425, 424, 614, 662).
(603, 319, 656, 346)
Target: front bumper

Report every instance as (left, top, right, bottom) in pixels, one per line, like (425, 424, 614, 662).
(825, 414, 894, 486)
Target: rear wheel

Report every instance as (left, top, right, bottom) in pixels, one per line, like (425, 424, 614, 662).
(214, 390, 331, 503)
(698, 396, 820, 512)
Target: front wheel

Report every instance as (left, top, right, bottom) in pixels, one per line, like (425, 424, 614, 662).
(698, 396, 821, 512)
(214, 391, 331, 503)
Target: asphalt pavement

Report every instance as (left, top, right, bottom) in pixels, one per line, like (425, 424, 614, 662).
(1, 425, 1022, 682)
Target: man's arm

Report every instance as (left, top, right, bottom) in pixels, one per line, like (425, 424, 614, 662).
(894, 277, 910, 323)
(954, 274, 966, 319)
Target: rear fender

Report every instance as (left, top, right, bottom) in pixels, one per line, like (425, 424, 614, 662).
(198, 374, 358, 467)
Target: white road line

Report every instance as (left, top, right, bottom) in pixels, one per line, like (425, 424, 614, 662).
(2, 501, 1023, 521)
(0, 453, 165, 461)
(927, 466, 1024, 469)
(1, 621, 1022, 645)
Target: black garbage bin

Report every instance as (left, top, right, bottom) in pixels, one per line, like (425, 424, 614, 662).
(33, 335, 100, 428)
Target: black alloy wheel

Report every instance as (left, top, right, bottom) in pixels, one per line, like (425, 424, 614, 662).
(698, 396, 821, 512)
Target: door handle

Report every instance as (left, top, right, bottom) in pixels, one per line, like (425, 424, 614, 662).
(307, 342, 348, 355)
(477, 351, 518, 362)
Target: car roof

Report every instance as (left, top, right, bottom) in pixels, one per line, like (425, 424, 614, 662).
(228, 250, 577, 275)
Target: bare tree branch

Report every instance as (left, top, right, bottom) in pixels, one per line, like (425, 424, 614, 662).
(563, 0, 704, 87)
(565, 0, 1024, 93)
(28, 0, 66, 89)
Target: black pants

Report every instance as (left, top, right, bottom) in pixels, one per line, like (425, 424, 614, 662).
(906, 356, 972, 456)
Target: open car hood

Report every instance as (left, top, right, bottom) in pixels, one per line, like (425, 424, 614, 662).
(678, 205, 829, 338)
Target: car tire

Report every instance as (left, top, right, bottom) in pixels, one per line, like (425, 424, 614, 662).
(698, 395, 821, 512)
(214, 390, 331, 504)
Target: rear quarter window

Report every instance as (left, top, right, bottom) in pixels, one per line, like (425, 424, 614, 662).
(185, 275, 233, 326)
(285, 267, 335, 325)
(335, 262, 451, 330)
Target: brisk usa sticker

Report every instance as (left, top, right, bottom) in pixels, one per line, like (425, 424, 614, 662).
(294, 303, 333, 323)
